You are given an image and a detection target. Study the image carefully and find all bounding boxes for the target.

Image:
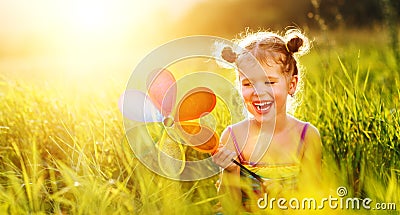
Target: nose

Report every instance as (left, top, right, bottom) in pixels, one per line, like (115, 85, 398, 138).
(252, 83, 270, 97)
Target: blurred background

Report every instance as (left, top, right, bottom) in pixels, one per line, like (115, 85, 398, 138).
(1, 2, 399, 213)
(0, 0, 399, 85)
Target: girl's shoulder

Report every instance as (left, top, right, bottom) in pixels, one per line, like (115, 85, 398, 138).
(219, 119, 250, 147)
(230, 119, 251, 131)
(289, 116, 320, 138)
(289, 117, 321, 155)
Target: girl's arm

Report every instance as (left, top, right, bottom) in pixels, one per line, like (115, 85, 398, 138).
(299, 124, 322, 192)
(212, 127, 243, 213)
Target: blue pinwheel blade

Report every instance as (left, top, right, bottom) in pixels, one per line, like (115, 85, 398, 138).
(119, 89, 163, 122)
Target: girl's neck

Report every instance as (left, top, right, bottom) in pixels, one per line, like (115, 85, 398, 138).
(252, 112, 289, 134)
(274, 112, 290, 133)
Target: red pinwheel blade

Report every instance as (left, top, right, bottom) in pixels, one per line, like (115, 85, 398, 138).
(147, 68, 177, 117)
(176, 122, 219, 154)
(175, 87, 216, 122)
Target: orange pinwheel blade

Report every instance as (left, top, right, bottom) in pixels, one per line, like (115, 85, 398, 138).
(175, 87, 216, 122)
(176, 122, 219, 154)
(147, 68, 177, 117)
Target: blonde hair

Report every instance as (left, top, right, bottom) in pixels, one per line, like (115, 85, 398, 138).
(218, 28, 311, 114)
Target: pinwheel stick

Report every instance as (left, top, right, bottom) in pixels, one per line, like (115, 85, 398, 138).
(230, 159, 263, 183)
(186, 136, 264, 183)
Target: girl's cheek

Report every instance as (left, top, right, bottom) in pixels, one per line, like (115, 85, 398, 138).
(241, 92, 251, 101)
(241, 87, 253, 97)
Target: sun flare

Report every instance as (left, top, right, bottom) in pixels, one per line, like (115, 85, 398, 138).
(0, 0, 201, 79)
(70, 1, 111, 30)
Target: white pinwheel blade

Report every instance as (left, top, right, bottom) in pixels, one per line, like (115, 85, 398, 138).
(119, 89, 162, 122)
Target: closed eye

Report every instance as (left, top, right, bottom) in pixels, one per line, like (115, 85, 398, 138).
(242, 81, 252, 87)
(265, 81, 276, 85)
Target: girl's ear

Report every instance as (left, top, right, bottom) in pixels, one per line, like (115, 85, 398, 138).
(288, 75, 298, 96)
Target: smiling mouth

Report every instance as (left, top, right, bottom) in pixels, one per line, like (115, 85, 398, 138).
(252, 101, 273, 113)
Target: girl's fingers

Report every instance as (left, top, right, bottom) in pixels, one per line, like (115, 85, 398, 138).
(220, 150, 235, 163)
(224, 151, 236, 167)
(212, 149, 237, 169)
(213, 148, 230, 161)
(262, 180, 283, 196)
(214, 152, 230, 167)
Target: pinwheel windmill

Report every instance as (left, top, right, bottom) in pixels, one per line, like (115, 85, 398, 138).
(119, 69, 220, 178)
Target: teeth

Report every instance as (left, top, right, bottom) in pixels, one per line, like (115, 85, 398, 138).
(254, 101, 272, 111)
(254, 101, 272, 106)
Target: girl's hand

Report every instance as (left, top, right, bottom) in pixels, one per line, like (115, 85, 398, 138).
(212, 148, 238, 172)
(262, 179, 283, 197)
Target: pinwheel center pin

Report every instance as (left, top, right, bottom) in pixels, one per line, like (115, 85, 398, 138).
(163, 116, 175, 127)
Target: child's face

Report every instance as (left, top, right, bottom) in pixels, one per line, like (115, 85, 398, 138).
(238, 58, 296, 123)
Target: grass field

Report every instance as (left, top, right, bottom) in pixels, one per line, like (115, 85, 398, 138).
(0, 29, 399, 214)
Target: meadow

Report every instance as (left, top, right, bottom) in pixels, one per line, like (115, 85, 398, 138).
(0, 29, 399, 214)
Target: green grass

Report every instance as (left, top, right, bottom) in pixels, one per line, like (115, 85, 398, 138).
(0, 29, 399, 214)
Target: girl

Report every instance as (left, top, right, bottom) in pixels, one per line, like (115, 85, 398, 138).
(212, 29, 322, 213)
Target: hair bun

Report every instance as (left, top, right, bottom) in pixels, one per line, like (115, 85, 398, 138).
(221, 46, 237, 63)
(286, 36, 303, 54)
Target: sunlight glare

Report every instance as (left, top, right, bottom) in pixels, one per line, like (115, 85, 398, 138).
(0, 0, 202, 79)
(72, 1, 110, 30)
(66, 0, 123, 32)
